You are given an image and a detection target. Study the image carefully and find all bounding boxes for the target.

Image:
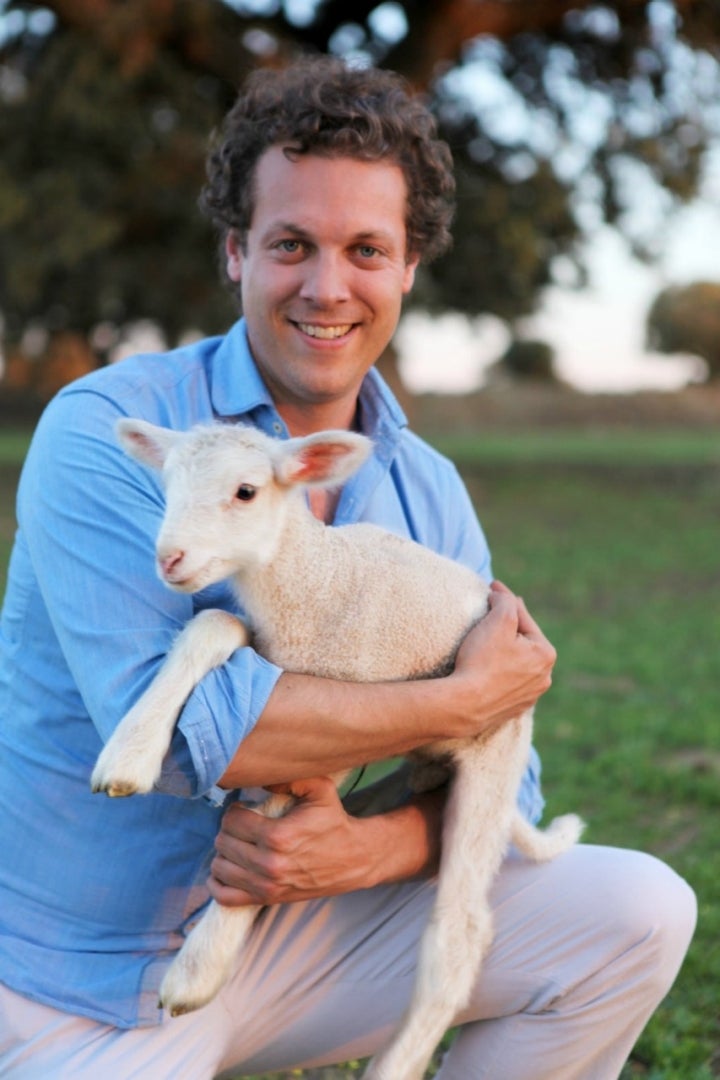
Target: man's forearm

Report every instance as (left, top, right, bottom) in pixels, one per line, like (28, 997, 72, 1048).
(219, 669, 464, 789)
(353, 786, 447, 887)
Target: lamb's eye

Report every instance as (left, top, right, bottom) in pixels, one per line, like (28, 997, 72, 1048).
(235, 484, 257, 502)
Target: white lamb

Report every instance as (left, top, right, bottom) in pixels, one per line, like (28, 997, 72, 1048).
(91, 418, 583, 1080)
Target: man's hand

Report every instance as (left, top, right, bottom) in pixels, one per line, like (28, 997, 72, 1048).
(208, 776, 376, 907)
(209, 771, 448, 907)
(450, 579, 557, 732)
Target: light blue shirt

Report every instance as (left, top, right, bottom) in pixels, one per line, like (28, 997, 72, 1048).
(0, 319, 544, 1027)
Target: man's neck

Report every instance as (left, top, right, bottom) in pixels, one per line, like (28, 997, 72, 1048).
(307, 487, 342, 525)
(279, 399, 361, 439)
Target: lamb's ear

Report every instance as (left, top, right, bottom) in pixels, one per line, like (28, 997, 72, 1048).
(115, 418, 181, 470)
(275, 431, 373, 489)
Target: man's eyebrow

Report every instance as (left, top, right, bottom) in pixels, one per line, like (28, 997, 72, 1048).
(352, 230, 395, 245)
(260, 221, 310, 240)
(260, 222, 396, 245)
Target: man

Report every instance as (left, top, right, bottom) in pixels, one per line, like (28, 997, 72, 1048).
(0, 58, 695, 1078)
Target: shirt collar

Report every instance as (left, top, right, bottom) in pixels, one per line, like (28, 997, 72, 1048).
(210, 319, 275, 418)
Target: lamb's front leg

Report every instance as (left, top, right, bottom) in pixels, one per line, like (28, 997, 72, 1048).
(91, 610, 248, 796)
(160, 787, 299, 1016)
(159, 899, 261, 1017)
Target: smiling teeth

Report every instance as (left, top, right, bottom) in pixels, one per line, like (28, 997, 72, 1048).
(298, 323, 352, 339)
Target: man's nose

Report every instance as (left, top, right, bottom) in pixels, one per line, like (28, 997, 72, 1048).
(298, 252, 351, 305)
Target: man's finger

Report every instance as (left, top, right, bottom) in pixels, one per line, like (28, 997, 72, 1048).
(266, 775, 341, 805)
(515, 595, 543, 637)
(220, 802, 271, 842)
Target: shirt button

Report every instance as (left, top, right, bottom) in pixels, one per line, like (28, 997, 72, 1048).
(272, 422, 283, 434)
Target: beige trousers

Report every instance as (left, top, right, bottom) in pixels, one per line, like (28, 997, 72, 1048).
(0, 844, 696, 1080)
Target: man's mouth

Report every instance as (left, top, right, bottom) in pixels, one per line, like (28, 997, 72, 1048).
(296, 322, 354, 340)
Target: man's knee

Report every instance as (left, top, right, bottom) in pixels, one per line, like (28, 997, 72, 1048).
(612, 851, 696, 997)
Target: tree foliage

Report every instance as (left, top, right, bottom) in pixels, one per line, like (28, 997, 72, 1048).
(0, 4, 244, 349)
(647, 280, 720, 378)
(496, 337, 558, 381)
(1, 0, 719, 394)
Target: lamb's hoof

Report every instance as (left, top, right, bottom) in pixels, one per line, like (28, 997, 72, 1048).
(158, 997, 200, 1018)
(159, 968, 220, 1019)
(91, 778, 138, 797)
(90, 764, 141, 796)
(159, 988, 212, 1018)
(90, 749, 159, 797)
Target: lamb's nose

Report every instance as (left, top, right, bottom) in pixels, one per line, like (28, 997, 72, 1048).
(159, 550, 184, 578)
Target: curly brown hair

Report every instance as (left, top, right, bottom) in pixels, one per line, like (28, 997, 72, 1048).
(200, 57, 455, 266)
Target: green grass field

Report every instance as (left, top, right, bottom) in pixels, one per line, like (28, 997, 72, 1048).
(0, 423, 718, 1078)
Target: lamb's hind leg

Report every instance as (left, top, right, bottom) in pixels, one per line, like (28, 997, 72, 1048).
(363, 888, 494, 1080)
(91, 610, 248, 796)
(362, 749, 516, 1080)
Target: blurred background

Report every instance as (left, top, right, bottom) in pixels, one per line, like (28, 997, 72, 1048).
(1, 0, 720, 409)
(0, 3, 718, 1078)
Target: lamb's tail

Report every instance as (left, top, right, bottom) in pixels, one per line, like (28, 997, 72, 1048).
(511, 810, 585, 862)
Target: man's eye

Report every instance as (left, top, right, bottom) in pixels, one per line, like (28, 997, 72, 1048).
(357, 245, 379, 258)
(278, 240, 302, 253)
(235, 484, 257, 502)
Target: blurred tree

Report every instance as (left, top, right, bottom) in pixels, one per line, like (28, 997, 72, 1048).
(646, 280, 720, 379)
(0, 4, 245, 358)
(1, 0, 719, 397)
(495, 337, 558, 381)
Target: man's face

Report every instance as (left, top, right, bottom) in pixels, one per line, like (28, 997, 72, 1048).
(226, 146, 418, 429)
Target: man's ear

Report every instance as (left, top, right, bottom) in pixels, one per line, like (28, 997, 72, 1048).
(402, 254, 419, 294)
(225, 231, 243, 283)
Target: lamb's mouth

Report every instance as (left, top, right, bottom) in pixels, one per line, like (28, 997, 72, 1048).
(295, 322, 355, 340)
(160, 566, 213, 593)
(163, 574, 199, 593)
